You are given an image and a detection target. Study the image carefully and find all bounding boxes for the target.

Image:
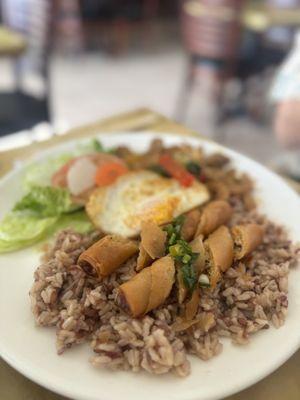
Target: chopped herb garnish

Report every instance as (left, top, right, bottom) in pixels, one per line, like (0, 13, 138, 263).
(148, 165, 171, 178)
(92, 139, 105, 152)
(181, 263, 197, 292)
(92, 138, 116, 154)
(198, 273, 211, 288)
(185, 161, 201, 177)
(164, 215, 199, 293)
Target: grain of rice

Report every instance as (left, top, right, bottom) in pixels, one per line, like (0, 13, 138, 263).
(29, 205, 299, 376)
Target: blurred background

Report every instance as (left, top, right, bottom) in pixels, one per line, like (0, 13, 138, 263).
(1, 0, 300, 179)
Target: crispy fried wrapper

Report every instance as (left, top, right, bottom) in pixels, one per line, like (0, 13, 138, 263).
(184, 289, 200, 321)
(117, 255, 175, 317)
(172, 311, 215, 333)
(78, 235, 138, 278)
(136, 221, 167, 271)
(190, 235, 206, 274)
(181, 209, 201, 241)
(196, 200, 233, 237)
(136, 244, 152, 271)
(177, 269, 188, 305)
(205, 226, 234, 288)
(142, 220, 167, 257)
(207, 181, 230, 201)
(232, 223, 264, 260)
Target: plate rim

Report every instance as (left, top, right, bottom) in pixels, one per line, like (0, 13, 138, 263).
(0, 130, 300, 400)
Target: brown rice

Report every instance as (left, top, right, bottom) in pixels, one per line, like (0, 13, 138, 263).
(29, 199, 299, 377)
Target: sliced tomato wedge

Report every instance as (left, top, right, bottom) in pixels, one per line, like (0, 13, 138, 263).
(95, 161, 129, 186)
(158, 153, 195, 187)
(51, 158, 77, 187)
(51, 153, 126, 188)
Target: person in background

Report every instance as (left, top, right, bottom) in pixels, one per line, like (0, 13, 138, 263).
(270, 29, 300, 180)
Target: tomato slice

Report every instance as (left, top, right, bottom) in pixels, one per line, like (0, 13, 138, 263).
(51, 153, 126, 188)
(158, 154, 194, 187)
(95, 162, 129, 186)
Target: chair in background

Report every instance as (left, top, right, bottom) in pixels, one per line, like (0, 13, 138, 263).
(79, 0, 163, 54)
(0, 0, 52, 136)
(175, 0, 244, 127)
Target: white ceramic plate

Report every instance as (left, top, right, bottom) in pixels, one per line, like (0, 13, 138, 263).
(0, 132, 300, 400)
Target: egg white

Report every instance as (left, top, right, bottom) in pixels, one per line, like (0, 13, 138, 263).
(86, 170, 210, 237)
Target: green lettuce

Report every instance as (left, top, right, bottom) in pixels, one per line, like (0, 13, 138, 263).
(53, 211, 93, 234)
(0, 186, 93, 253)
(0, 213, 58, 252)
(0, 138, 110, 253)
(0, 211, 93, 253)
(23, 153, 72, 190)
(14, 186, 81, 217)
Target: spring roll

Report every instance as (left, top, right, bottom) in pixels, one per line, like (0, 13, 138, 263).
(196, 200, 233, 237)
(190, 235, 206, 274)
(207, 181, 230, 201)
(177, 269, 188, 305)
(136, 244, 152, 271)
(146, 256, 175, 313)
(117, 255, 175, 317)
(184, 288, 200, 321)
(231, 224, 264, 260)
(140, 221, 167, 260)
(78, 235, 138, 278)
(205, 226, 233, 273)
(204, 226, 234, 288)
(136, 221, 167, 271)
(181, 209, 201, 241)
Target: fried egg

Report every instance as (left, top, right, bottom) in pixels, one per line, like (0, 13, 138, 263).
(86, 170, 210, 237)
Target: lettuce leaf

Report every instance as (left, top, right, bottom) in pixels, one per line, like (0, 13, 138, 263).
(13, 186, 81, 217)
(52, 211, 93, 234)
(0, 211, 93, 253)
(0, 213, 58, 253)
(23, 153, 72, 190)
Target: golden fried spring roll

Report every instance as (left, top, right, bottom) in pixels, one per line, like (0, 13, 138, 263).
(78, 235, 138, 278)
(181, 209, 201, 241)
(196, 200, 233, 237)
(205, 226, 234, 273)
(136, 221, 167, 271)
(117, 267, 151, 317)
(136, 244, 152, 271)
(207, 181, 230, 201)
(172, 318, 200, 332)
(208, 261, 222, 289)
(184, 289, 200, 321)
(140, 221, 167, 259)
(190, 235, 206, 274)
(146, 256, 175, 313)
(231, 224, 264, 260)
(204, 226, 233, 288)
(117, 255, 175, 317)
(177, 269, 187, 305)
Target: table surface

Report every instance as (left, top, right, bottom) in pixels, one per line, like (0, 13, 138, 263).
(0, 108, 299, 400)
(0, 26, 27, 57)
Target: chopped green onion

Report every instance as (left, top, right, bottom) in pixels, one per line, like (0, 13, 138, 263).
(181, 264, 197, 292)
(182, 254, 191, 264)
(185, 161, 201, 177)
(169, 243, 183, 257)
(92, 139, 105, 152)
(148, 165, 170, 178)
(169, 232, 177, 245)
(198, 274, 210, 287)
